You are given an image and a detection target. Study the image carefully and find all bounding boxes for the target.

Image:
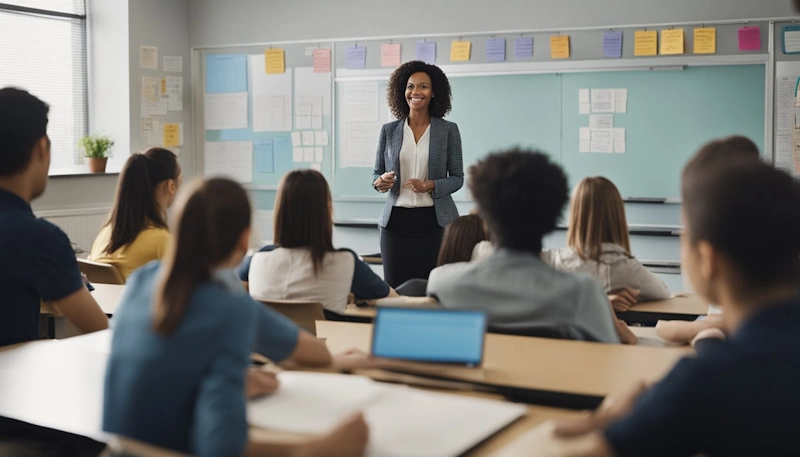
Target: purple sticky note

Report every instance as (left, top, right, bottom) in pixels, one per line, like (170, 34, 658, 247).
(486, 38, 506, 62)
(513, 37, 533, 59)
(345, 46, 366, 69)
(416, 41, 436, 63)
(603, 31, 623, 58)
(738, 26, 761, 51)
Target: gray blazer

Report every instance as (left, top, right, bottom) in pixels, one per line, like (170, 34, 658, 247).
(372, 117, 464, 228)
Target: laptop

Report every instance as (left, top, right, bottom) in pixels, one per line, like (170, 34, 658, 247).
(371, 307, 487, 367)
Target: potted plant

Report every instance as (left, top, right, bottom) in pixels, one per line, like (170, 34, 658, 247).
(78, 133, 114, 173)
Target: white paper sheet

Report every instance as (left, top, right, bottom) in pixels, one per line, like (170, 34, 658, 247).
(165, 76, 182, 96)
(291, 132, 302, 148)
(776, 132, 793, 163)
(295, 67, 332, 115)
(579, 127, 591, 141)
(314, 147, 324, 163)
(777, 77, 796, 132)
(303, 147, 315, 162)
(579, 103, 591, 114)
(204, 92, 248, 130)
(141, 118, 162, 146)
(292, 147, 303, 162)
(312, 115, 323, 130)
(141, 99, 168, 117)
(346, 82, 380, 123)
(204, 141, 252, 183)
(141, 77, 160, 102)
(591, 139, 614, 153)
(579, 140, 591, 153)
(615, 89, 628, 102)
(615, 101, 627, 113)
(168, 93, 183, 112)
(302, 131, 315, 146)
(295, 101, 313, 130)
(315, 131, 329, 146)
(250, 54, 292, 132)
(139, 45, 157, 69)
(591, 128, 613, 141)
(579, 89, 590, 104)
(343, 122, 380, 168)
(591, 89, 615, 113)
(613, 128, 626, 153)
(590, 114, 614, 129)
(614, 140, 626, 153)
(785, 31, 800, 54)
(163, 55, 182, 73)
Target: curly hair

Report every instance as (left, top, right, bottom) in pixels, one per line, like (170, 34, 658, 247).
(469, 148, 568, 253)
(387, 60, 452, 119)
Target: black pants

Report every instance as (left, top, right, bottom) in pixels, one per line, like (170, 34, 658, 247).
(380, 207, 443, 288)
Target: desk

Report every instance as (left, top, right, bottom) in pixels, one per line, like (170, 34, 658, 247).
(318, 321, 691, 404)
(40, 284, 125, 317)
(617, 294, 708, 325)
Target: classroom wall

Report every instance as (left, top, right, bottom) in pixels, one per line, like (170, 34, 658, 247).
(189, 0, 795, 46)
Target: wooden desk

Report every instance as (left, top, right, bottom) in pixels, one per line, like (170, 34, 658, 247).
(617, 294, 708, 325)
(318, 321, 691, 406)
(41, 284, 125, 317)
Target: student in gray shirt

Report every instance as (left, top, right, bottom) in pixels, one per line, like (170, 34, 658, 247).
(427, 149, 621, 344)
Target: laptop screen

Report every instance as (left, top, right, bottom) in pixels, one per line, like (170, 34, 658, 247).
(371, 308, 487, 366)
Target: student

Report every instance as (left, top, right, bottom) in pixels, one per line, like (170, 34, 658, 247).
(240, 170, 397, 314)
(427, 149, 621, 344)
(89, 148, 181, 280)
(527, 159, 800, 456)
(0, 87, 108, 347)
(541, 176, 671, 308)
(103, 177, 368, 457)
(437, 214, 489, 266)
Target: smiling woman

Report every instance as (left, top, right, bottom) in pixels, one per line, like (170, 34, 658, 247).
(371, 61, 464, 287)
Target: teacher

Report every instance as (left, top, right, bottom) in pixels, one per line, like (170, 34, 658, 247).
(372, 61, 464, 288)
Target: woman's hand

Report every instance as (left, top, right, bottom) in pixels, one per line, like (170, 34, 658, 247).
(246, 368, 279, 398)
(404, 179, 434, 193)
(608, 287, 640, 312)
(373, 172, 396, 193)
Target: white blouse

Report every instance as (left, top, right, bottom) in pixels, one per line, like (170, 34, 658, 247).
(395, 120, 433, 208)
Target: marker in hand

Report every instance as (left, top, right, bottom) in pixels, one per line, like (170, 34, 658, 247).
(381, 171, 397, 182)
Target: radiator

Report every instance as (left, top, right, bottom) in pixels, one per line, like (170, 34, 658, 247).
(36, 208, 109, 255)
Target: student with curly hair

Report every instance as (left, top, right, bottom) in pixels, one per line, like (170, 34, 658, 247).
(372, 60, 463, 287)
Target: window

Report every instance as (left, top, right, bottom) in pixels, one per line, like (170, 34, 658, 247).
(0, 1, 88, 175)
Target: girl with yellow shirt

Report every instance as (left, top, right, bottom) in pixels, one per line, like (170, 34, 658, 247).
(90, 148, 181, 280)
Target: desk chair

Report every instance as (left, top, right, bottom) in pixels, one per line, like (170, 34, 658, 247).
(101, 437, 190, 457)
(77, 259, 125, 285)
(259, 299, 326, 336)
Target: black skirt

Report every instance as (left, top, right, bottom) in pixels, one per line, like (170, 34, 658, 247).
(380, 206, 443, 288)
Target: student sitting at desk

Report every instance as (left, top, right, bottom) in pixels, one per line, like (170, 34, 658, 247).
(0, 88, 108, 347)
(427, 149, 625, 344)
(541, 176, 671, 310)
(437, 214, 489, 266)
(240, 169, 397, 314)
(528, 157, 800, 457)
(90, 147, 181, 281)
(104, 177, 368, 457)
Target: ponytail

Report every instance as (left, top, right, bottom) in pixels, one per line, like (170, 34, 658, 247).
(153, 178, 251, 335)
(104, 148, 179, 254)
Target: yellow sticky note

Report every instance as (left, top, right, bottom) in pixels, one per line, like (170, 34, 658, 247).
(450, 41, 471, 61)
(265, 48, 285, 74)
(160, 78, 167, 96)
(693, 27, 716, 54)
(634, 30, 658, 56)
(550, 35, 570, 59)
(163, 123, 181, 147)
(660, 29, 684, 55)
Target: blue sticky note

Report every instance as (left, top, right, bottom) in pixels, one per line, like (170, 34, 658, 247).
(345, 46, 367, 69)
(254, 140, 274, 173)
(416, 41, 436, 63)
(603, 31, 623, 58)
(205, 54, 248, 94)
(486, 38, 506, 62)
(513, 37, 533, 59)
(273, 135, 294, 171)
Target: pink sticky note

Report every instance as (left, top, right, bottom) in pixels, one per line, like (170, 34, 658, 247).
(381, 43, 401, 67)
(738, 27, 761, 51)
(313, 48, 331, 73)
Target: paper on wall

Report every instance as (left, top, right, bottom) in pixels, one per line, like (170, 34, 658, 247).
(312, 115, 323, 130)
(163, 56, 182, 73)
(302, 131, 315, 146)
(204, 141, 252, 183)
(591, 89, 615, 113)
(579, 104, 591, 114)
(615, 101, 627, 113)
(303, 147, 315, 162)
(613, 128, 626, 153)
(291, 132, 302, 148)
(295, 67, 332, 115)
(141, 77, 161, 102)
(591, 140, 614, 153)
(579, 127, 591, 141)
(314, 147, 323, 163)
(346, 82, 380, 123)
(139, 45, 158, 69)
(342, 122, 380, 168)
(579, 89, 590, 104)
(205, 92, 248, 130)
(142, 99, 168, 117)
(315, 131, 329, 146)
(579, 140, 590, 153)
(293, 147, 303, 162)
(250, 54, 292, 132)
(590, 115, 614, 129)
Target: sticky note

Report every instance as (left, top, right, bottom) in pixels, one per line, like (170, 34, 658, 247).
(513, 37, 533, 59)
(291, 131, 302, 148)
(254, 140, 275, 173)
(163, 123, 181, 147)
(660, 29, 684, 55)
(160, 78, 167, 96)
(416, 41, 436, 63)
(738, 26, 761, 51)
(314, 147, 323, 163)
(550, 35, 570, 59)
(486, 38, 506, 62)
(381, 43, 401, 67)
(313, 48, 331, 73)
(301, 131, 315, 146)
(693, 28, 716, 54)
(603, 31, 623, 58)
(265, 48, 285, 74)
(345, 46, 367, 69)
(450, 40, 471, 61)
(634, 30, 658, 56)
(783, 26, 800, 54)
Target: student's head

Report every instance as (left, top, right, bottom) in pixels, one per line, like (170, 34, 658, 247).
(566, 176, 630, 260)
(681, 160, 800, 305)
(437, 214, 489, 266)
(0, 88, 51, 199)
(104, 148, 181, 254)
(684, 136, 760, 177)
(274, 169, 334, 274)
(387, 61, 452, 119)
(154, 178, 252, 335)
(469, 148, 568, 254)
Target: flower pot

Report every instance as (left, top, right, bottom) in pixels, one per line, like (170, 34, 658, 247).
(88, 158, 108, 173)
